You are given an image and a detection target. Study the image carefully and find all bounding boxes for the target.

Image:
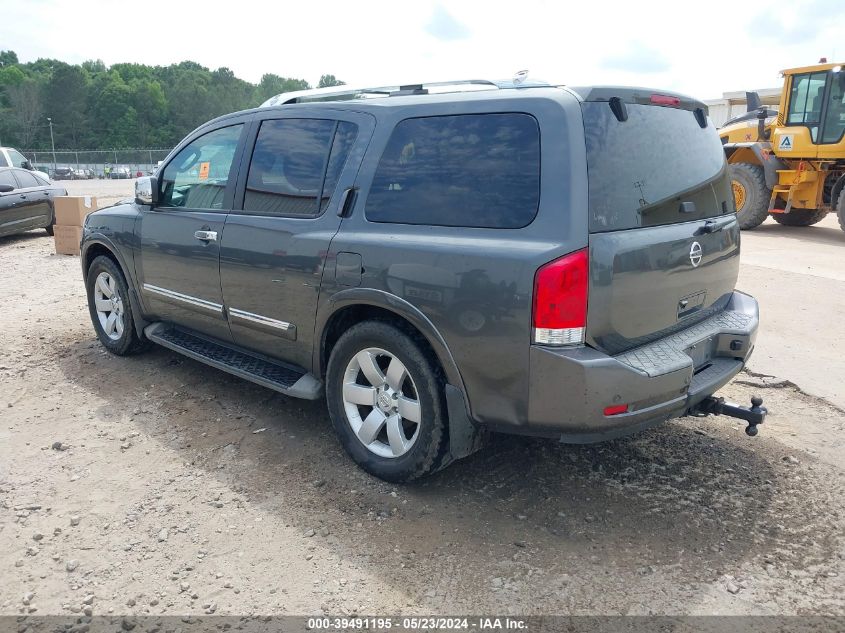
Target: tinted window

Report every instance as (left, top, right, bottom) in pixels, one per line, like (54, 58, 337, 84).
(0, 171, 16, 188)
(14, 170, 40, 188)
(245, 119, 356, 217)
(0, 153, 8, 167)
(583, 102, 728, 232)
(161, 124, 243, 210)
(365, 113, 540, 228)
(321, 122, 358, 211)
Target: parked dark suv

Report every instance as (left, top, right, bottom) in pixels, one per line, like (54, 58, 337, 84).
(80, 79, 763, 481)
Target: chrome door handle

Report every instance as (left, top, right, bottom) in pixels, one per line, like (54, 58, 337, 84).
(194, 230, 217, 242)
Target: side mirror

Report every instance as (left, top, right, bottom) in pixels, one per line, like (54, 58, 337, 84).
(135, 176, 159, 207)
(22, 160, 33, 170)
(0, 184, 14, 194)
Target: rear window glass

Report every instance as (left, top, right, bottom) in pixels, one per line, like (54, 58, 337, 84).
(14, 170, 39, 188)
(365, 113, 540, 229)
(246, 119, 335, 217)
(320, 122, 357, 212)
(584, 102, 729, 232)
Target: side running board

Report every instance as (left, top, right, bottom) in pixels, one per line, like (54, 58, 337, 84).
(144, 323, 322, 400)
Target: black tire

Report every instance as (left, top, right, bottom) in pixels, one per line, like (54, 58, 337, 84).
(837, 189, 845, 233)
(326, 321, 449, 482)
(730, 162, 770, 229)
(45, 204, 55, 235)
(771, 209, 828, 226)
(85, 255, 150, 355)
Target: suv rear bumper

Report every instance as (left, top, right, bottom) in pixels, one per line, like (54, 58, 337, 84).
(520, 291, 759, 442)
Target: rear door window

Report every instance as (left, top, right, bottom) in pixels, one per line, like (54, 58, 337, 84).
(13, 169, 40, 189)
(244, 118, 357, 217)
(365, 113, 540, 228)
(320, 122, 358, 212)
(583, 102, 729, 232)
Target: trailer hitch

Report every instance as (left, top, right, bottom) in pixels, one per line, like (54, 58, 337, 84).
(692, 395, 767, 436)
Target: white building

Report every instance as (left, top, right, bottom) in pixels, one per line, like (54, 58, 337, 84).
(704, 87, 782, 127)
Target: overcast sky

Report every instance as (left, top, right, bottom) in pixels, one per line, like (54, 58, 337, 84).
(3, 0, 844, 99)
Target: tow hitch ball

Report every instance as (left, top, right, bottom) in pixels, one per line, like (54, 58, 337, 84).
(693, 395, 767, 436)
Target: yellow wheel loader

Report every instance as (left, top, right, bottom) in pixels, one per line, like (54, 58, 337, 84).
(721, 60, 845, 230)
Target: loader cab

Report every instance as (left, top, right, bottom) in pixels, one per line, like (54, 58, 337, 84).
(774, 63, 845, 160)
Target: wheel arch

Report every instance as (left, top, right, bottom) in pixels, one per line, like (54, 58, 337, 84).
(316, 289, 468, 406)
(316, 290, 483, 461)
(725, 146, 761, 167)
(725, 142, 787, 189)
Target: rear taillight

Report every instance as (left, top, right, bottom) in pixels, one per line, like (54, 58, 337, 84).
(532, 249, 588, 346)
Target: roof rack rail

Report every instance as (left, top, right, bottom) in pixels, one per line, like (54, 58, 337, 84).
(260, 77, 551, 107)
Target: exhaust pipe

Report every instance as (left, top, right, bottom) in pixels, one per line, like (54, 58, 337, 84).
(691, 395, 767, 437)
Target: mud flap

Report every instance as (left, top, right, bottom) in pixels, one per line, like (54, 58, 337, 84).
(442, 384, 486, 465)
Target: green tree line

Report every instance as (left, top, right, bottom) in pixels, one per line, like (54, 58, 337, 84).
(0, 50, 344, 150)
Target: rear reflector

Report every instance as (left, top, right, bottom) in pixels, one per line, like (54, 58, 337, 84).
(533, 249, 588, 346)
(651, 94, 681, 107)
(603, 404, 628, 416)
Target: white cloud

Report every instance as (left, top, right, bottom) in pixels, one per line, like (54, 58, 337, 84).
(601, 43, 670, 74)
(1, 0, 844, 99)
(426, 4, 471, 41)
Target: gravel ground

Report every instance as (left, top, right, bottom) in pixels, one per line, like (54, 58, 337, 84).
(0, 199, 843, 618)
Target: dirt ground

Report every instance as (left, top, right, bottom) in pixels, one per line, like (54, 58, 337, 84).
(0, 184, 843, 617)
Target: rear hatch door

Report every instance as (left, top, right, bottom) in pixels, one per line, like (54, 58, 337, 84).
(577, 90, 739, 355)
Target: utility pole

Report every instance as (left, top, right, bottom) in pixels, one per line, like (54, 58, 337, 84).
(47, 118, 57, 175)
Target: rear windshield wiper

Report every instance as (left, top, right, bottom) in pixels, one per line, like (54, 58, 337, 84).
(698, 217, 734, 234)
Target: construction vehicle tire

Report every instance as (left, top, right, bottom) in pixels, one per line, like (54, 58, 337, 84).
(838, 189, 845, 233)
(771, 209, 828, 226)
(730, 163, 770, 230)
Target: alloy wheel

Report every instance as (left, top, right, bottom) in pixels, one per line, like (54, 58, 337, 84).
(341, 347, 422, 458)
(93, 272, 125, 341)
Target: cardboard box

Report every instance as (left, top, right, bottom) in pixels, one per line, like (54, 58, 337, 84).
(54, 196, 98, 227)
(54, 225, 83, 256)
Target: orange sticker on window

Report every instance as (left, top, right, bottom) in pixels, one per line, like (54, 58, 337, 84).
(198, 162, 210, 180)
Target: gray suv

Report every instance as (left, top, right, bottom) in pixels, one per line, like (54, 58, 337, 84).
(80, 79, 763, 481)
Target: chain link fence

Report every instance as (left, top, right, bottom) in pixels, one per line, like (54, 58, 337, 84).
(20, 148, 173, 179)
